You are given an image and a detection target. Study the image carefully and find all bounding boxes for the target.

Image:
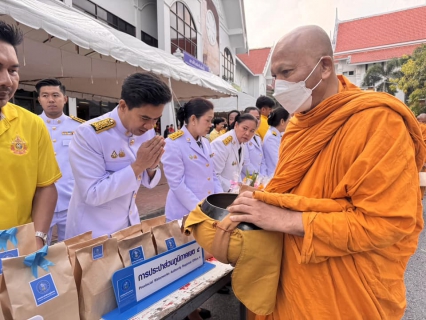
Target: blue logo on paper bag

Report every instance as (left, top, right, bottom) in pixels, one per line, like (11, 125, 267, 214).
(129, 246, 145, 265)
(117, 275, 135, 302)
(0, 248, 19, 274)
(165, 237, 176, 250)
(92, 245, 103, 260)
(29, 273, 59, 306)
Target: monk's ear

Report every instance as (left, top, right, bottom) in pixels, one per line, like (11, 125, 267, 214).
(320, 56, 334, 80)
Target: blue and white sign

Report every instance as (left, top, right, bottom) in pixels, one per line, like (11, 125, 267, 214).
(0, 248, 19, 274)
(105, 241, 215, 318)
(129, 246, 145, 265)
(92, 244, 104, 260)
(29, 273, 59, 306)
(183, 52, 210, 72)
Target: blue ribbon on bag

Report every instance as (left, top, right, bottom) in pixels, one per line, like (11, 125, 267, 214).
(23, 245, 55, 278)
(0, 227, 18, 251)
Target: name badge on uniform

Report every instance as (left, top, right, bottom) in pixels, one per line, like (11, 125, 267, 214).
(63, 140, 71, 146)
(62, 131, 74, 135)
(210, 153, 214, 158)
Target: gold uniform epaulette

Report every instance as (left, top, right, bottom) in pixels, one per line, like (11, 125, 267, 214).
(90, 118, 116, 134)
(222, 135, 233, 146)
(169, 130, 184, 140)
(70, 115, 86, 124)
(272, 131, 277, 136)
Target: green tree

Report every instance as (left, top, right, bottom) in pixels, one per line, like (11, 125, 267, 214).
(397, 45, 426, 115)
(361, 57, 406, 95)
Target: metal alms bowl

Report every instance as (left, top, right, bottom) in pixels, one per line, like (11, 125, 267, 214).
(200, 193, 261, 231)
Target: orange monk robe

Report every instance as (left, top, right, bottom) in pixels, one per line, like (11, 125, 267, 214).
(418, 122, 426, 198)
(255, 75, 426, 320)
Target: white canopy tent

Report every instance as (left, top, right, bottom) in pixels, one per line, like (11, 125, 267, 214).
(0, 0, 238, 127)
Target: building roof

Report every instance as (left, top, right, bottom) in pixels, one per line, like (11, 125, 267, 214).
(334, 44, 420, 64)
(237, 47, 271, 75)
(334, 5, 426, 54)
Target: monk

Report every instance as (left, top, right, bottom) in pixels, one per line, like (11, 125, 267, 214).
(229, 25, 426, 319)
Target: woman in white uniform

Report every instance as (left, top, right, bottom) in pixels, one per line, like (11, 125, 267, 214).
(211, 113, 258, 192)
(162, 98, 222, 222)
(262, 107, 290, 177)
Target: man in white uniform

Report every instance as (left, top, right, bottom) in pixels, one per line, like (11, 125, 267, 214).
(37, 78, 83, 244)
(65, 72, 172, 238)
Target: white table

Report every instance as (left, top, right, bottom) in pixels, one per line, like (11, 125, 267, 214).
(127, 259, 243, 320)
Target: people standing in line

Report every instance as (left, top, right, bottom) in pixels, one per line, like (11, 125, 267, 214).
(227, 109, 240, 130)
(262, 107, 290, 177)
(256, 96, 275, 140)
(0, 21, 61, 248)
(163, 98, 222, 221)
(163, 125, 170, 138)
(209, 118, 225, 142)
(211, 114, 258, 192)
(65, 72, 172, 238)
(242, 107, 266, 180)
(229, 25, 426, 319)
(36, 78, 84, 244)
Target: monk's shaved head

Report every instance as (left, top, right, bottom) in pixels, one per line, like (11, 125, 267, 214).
(272, 25, 333, 69)
(271, 25, 338, 111)
(417, 113, 426, 123)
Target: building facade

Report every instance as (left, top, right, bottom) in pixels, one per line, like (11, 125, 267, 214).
(333, 5, 426, 101)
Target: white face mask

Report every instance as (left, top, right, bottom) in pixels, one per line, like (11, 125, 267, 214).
(273, 58, 323, 114)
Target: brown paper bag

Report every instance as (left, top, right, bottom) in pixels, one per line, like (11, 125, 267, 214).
(111, 224, 142, 241)
(75, 238, 122, 320)
(117, 232, 156, 267)
(151, 220, 190, 254)
(63, 231, 92, 247)
(0, 223, 37, 275)
(67, 235, 108, 271)
(0, 242, 79, 320)
(140, 215, 166, 232)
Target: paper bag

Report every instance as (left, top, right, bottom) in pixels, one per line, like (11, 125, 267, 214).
(117, 232, 156, 267)
(111, 224, 142, 241)
(151, 220, 190, 254)
(0, 222, 37, 275)
(75, 238, 122, 320)
(0, 243, 79, 320)
(67, 235, 108, 271)
(63, 231, 92, 247)
(140, 215, 166, 232)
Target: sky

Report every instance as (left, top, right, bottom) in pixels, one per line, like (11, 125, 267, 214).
(244, 0, 426, 49)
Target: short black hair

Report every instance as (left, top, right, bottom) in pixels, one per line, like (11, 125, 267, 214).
(267, 107, 290, 127)
(213, 118, 224, 127)
(35, 78, 66, 95)
(0, 21, 23, 53)
(256, 96, 275, 109)
(121, 72, 172, 109)
(177, 98, 214, 127)
(244, 106, 260, 114)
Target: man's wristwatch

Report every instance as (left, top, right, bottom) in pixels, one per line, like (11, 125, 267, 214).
(147, 165, 160, 172)
(35, 231, 47, 245)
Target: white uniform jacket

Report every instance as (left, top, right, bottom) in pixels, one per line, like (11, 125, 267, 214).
(262, 126, 282, 177)
(241, 134, 267, 180)
(65, 107, 160, 238)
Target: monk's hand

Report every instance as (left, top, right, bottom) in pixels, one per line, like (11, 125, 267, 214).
(228, 191, 305, 236)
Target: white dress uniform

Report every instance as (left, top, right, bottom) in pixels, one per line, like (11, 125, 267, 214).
(241, 134, 267, 180)
(162, 126, 222, 221)
(65, 107, 161, 239)
(39, 112, 82, 244)
(210, 129, 245, 192)
(262, 126, 282, 177)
